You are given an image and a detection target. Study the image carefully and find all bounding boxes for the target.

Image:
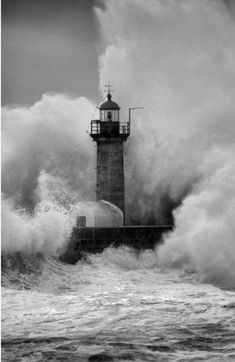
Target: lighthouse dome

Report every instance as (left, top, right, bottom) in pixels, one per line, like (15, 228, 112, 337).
(99, 93, 120, 110)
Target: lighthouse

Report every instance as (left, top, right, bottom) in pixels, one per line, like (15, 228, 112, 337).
(90, 89, 130, 221)
(60, 87, 173, 264)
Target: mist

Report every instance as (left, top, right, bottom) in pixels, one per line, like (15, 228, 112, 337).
(2, 94, 96, 211)
(97, 0, 235, 286)
(2, 94, 97, 254)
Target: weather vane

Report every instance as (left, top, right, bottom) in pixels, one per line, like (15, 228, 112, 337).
(104, 81, 114, 94)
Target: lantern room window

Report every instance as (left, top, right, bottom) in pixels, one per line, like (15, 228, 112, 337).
(100, 109, 119, 122)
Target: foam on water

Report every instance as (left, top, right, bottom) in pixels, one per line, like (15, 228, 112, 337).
(2, 246, 235, 361)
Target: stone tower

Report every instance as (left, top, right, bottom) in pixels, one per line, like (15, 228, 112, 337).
(90, 91, 130, 221)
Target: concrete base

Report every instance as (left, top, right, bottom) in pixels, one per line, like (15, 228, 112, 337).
(60, 225, 173, 264)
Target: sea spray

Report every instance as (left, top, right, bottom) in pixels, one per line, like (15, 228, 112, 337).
(157, 146, 235, 288)
(97, 0, 235, 222)
(1, 199, 73, 255)
(97, 0, 235, 286)
(2, 94, 96, 212)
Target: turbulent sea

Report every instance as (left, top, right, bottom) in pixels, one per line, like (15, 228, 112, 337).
(2, 246, 235, 362)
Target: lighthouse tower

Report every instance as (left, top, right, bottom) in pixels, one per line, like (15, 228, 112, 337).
(90, 89, 130, 221)
(60, 88, 173, 264)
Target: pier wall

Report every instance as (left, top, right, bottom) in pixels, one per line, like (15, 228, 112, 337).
(60, 226, 173, 264)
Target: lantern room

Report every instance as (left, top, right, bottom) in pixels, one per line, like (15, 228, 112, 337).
(90, 91, 130, 140)
(99, 93, 120, 122)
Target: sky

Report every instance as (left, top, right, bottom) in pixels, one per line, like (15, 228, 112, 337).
(2, 0, 104, 106)
(2, 0, 235, 106)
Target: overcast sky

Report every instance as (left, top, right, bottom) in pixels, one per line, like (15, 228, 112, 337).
(2, 0, 104, 106)
(2, 0, 235, 106)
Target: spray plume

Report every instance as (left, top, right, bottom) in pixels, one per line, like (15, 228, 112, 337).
(97, 0, 235, 286)
(2, 95, 97, 253)
(2, 94, 96, 210)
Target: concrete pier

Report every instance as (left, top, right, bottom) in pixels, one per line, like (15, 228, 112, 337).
(60, 225, 173, 264)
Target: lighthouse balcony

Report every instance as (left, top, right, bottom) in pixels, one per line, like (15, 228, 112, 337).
(90, 120, 130, 140)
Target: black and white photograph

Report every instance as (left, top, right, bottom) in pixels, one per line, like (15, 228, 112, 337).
(2, 0, 235, 361)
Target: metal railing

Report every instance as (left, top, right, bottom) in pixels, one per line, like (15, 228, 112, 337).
(119, 122, 130, 134)
(90, 120, 130, 135)
(90, 120, 100, 134)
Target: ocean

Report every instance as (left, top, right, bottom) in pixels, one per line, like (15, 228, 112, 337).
(2, 246, 235, 362)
